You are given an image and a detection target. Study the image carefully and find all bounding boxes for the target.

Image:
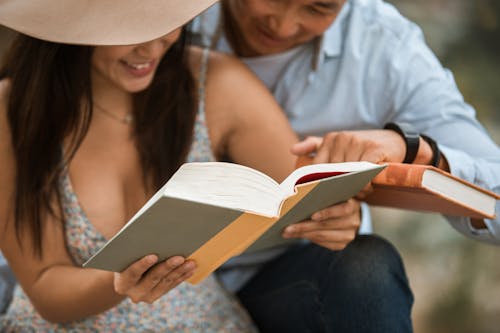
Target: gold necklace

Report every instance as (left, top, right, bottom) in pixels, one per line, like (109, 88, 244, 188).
(94, 103, 134, 125)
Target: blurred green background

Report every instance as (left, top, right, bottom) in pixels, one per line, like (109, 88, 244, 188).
(378, 1, 500, 333)
(0, 1, 499, 332)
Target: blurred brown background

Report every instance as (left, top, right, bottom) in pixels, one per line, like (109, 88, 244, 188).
(378, 1, 500, 333)
(1, 1, 499, 332)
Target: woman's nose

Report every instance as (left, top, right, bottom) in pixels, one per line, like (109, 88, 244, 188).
(135, 38, 168, 57)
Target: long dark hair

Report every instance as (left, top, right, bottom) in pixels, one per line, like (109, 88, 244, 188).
(0, 29, 196, 257)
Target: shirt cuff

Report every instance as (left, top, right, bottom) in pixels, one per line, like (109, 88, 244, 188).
(444, 197, 500, 245)
(358, 202, 372, 234)
(438, 145, 477, 183)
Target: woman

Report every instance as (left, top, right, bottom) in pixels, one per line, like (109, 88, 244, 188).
(0, 0, 299, 331)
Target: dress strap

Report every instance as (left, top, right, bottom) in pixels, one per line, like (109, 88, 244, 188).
(185, 47, 215, 163)
(197, 47, 210, 121)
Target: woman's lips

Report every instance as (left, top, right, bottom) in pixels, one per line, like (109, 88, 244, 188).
(121, 60, 156, 77)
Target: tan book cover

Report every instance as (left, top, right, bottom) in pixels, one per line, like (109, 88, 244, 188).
(296, 157, 499, 219)
(83, 161, 384, 284)
(365, 163, 499, 219)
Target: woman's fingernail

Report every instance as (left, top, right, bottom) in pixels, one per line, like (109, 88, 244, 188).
(311, 212, 322, 220)
(146, 255, 158, 264)
(283, 226, 295, 237)
(184, 261, 196, 270)
(168, 257, 184, 267)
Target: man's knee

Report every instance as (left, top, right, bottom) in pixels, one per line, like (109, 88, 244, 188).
(325, 234, 410, 295)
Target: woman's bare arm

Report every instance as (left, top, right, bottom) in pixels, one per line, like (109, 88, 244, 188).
(199, 49, 298, 182)
(0, 80, 130, 322)
(0, 81, 195, 323)
(197, 51, 361, 251)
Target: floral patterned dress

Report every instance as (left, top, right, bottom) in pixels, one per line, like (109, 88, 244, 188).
(0, 49, 257, 333)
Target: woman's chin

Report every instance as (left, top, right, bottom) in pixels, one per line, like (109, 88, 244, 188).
(123, 79, 154, 93)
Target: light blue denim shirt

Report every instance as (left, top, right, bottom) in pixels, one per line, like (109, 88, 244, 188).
(192, 0, 500, 247)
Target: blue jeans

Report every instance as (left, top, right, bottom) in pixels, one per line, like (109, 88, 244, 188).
(237, 235, 413, 333)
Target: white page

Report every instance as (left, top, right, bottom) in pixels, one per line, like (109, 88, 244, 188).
(162, 162, 285, 216)
(423, 169, 497, 215)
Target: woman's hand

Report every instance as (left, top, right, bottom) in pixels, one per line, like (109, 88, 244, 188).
(113, 255, 196, 304)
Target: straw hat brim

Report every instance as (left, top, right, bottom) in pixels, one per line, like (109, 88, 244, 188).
(0, 0, 217, 45)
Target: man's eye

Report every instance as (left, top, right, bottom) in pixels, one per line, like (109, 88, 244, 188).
(307, 6, 329, 15)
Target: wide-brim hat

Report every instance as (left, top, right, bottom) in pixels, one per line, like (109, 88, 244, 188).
(0, 0, 217, 45)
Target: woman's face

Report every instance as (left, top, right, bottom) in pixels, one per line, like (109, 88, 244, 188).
(227, 0, 346, 56)
(91, 28, 181, 93)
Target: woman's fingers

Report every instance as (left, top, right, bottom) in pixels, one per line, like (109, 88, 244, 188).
(133, 256, 185, 292)
(113, 255, 197, 304)
(114, 254, 158, 295)
(145, 261, 197, 303)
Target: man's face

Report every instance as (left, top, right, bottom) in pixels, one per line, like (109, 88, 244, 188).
(227, 0, 346, 56)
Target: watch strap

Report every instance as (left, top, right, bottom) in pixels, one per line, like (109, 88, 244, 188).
(384, 122, 420, 164)
(421, 134, 441, 167)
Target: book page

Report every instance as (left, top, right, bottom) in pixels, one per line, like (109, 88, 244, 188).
(423, 169, 497, 216)
(280, 161, 382, 195)
(162, 162, 287, 216)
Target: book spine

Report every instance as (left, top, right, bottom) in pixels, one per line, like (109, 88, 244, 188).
(187, 214, 276, 284)
(187, 180, 319, 284)
(372, 164, 426, 188)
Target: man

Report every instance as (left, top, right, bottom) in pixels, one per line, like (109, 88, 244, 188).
(190, 0, 500, 332)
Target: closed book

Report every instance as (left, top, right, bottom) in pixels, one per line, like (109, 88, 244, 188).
(365, 163, 499, 219)
(83, 161, 385, 284)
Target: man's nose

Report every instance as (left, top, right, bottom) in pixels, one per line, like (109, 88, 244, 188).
(267, 13, 300, 39)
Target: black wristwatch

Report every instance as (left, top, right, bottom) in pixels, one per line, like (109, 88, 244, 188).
(384, 122, 420, 164)
(421, 134, 442, 167)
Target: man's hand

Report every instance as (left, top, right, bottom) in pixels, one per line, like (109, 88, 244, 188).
(287, 129, 408, 251)
(292, 130, 408, 165)
(282, 199, 361, 251)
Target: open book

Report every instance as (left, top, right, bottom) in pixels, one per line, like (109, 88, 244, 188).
(83, 161, 384, 283)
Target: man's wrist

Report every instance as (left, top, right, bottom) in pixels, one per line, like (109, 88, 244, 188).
(384, 122, 442, 168)
(384, 122, 420, 163)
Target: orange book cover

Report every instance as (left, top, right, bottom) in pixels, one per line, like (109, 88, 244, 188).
(296, 157, 499, 219)
(364, 163, 499, 219)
